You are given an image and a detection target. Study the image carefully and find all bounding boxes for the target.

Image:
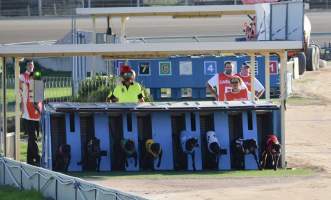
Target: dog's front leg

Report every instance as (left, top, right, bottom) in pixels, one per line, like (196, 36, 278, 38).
(215, 154, 219, 170)
(125, 157, 129, 168)
(253, 151, 262, 170)
(157, 151, 163, 168)
(261, 151, 267, 170)
(273, 154, 280, 171)
(192, 152, 196, 171)
(134, 152, 138, 167)
(97, 156, 101, 172)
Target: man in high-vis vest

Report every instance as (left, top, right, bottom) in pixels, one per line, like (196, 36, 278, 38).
(108, 65, 144, 103)
(19, 59, 41, 166)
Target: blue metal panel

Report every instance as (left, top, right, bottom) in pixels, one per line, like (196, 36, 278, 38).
(94, 113, 111, 171)
(273, 109, 282, 139)
(65, 113, 82, 172)
(122, 113, 139, 171)
(242, 111, 259, 170)
(213, 112, 231, 170)
(185, 112, 202, 171)
(151, 112, 174, 170)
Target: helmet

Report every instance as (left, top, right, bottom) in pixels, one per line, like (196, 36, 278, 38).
(120, 65, 135, 80)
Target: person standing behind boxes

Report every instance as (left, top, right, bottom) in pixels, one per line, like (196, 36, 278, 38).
(207, 62, 246, 101)
(108, 65, 144, 103)
(237, 63, 265, 99)
(19, 59, 41, 166)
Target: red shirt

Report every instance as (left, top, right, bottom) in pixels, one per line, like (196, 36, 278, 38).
(225, 89, 248, 101)
(238, 74, 252, 91)
(218, 73, 233, 101)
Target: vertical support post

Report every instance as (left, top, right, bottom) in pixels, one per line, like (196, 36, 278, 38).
(1, 57, 7, 156)
(264, 52, 270, 100)
(38, 0, 42, 16)
(280, 51, 287, 167)
(120, 17, 128, 43)
(91, 15, 96, 77)
(249, 53, 256, 102)
(14, 58, 20, 160)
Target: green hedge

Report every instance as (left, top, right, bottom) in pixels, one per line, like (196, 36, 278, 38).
(74, 76, 152, 102)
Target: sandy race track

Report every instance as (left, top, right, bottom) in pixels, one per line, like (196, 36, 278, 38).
(86, 65, 331, 200)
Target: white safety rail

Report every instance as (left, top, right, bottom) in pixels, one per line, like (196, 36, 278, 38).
(0, 156, 146, 200)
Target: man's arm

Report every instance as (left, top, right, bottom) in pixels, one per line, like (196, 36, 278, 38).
(207, 84, 218, 100)
(254, 78, 265, 99)
(108, 86, 119, 103)
(207, 74, 219, 100)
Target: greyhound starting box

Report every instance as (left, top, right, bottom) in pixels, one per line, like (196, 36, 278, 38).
(41, 101, 281, 172)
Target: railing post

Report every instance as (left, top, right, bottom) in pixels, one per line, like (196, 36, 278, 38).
(1, 57, 7, 157)
(14, 58, 21, 161)
(38, 170, 40, 192)
(55, 179, 58, 200)
(20, 164, 23, 190)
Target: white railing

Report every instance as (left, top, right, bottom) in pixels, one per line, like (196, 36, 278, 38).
(0, 156, 147, 200)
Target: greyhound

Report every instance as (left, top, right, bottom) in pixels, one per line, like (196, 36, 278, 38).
(180, 130, 199, 171)
(261, 135, 281, 170)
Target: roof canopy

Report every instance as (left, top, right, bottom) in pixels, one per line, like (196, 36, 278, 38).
(0, 41, 302, 59)
(76, 5, 256, 18)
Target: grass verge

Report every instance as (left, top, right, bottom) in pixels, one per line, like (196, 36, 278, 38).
(0, 185, 43, 200)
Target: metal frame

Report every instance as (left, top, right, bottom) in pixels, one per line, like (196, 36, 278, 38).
(0, 41, 300, 167)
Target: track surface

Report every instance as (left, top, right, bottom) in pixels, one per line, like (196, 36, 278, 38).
(0, 11, 330, 45)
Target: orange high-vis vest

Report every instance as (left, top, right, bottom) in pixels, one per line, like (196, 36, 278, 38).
(225, 89, 248, 101)
(20, 72, 41, 121)
(217, 73, 233, 101)
(239, 75, 252, 91)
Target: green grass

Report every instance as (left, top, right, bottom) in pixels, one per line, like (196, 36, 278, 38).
(5, 87, 72, 103)
(0, 186, 43, 200)
(70, 168, 313, 180)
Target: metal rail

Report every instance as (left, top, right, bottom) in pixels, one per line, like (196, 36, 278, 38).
(0, 156, 147, 200)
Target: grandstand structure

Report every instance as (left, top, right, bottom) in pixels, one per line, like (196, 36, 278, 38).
(1, 0, 331, 17)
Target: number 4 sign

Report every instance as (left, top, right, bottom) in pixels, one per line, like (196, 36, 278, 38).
(269, 61, 278, 75)
(204, 61, 217, 75)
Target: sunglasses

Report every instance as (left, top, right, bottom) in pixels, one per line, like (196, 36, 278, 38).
(122, 72, 133, 77)
(231, 81, 239, 84)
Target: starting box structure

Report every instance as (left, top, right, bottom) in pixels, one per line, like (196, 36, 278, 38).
(41, 101, 281, 171)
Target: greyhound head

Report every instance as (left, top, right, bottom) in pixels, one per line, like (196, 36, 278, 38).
(150, 143, 162, 158)
(186, 138, 199, 152)
(272, 143, 281, 155)
(87, 137, 101, 155)
(247, 139, 258, 152)
(209, 142, 221, 155)
(241, 139, 258, 154)
(124, 139, 135, 153)
(59, 144, 71, 155)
